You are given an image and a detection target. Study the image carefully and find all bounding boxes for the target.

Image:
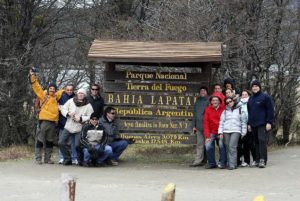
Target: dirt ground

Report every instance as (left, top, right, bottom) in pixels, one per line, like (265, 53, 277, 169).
(0, 146, 299, 201)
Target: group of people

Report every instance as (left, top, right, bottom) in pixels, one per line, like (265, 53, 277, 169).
(29, 70, 128, 167)
(191, 78, 274, 169)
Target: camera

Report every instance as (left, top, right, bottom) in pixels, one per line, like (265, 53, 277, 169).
(31, 67, 37, 73)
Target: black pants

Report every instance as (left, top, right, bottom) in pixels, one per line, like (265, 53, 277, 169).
(237, 132, 256, 165)
(252, 126, 268, 163)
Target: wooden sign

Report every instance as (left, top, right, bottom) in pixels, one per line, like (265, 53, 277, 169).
(113, 106, 194, 118)
(118, 119, 192, 132)
(120, 133, 196, 144)
(104, 92, 197, 107)
(104, 71, 210, 82)
(103, 82, 207, 93)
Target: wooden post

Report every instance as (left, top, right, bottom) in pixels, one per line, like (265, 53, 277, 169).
(61, 173, 77, 201)
(161, 183, 176, 201)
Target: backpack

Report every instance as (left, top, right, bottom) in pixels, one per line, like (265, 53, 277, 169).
(33, 95, 48, 117)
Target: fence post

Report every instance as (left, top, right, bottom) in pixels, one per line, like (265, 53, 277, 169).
(61, 173, 77, 201)
(161, 183, 176, 201)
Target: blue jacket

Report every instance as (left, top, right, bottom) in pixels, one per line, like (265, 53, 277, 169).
(247, 91, 274, 127)
(58, 92, 75, 129)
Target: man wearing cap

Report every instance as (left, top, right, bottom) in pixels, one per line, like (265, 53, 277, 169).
(247, 80, 274, 168)
(59, 88, 94, 165)
(29, 69, 64, 164)
(80, 113, 113, 167)
(203, 93, 227, 169)
(190, 86, 209, 167)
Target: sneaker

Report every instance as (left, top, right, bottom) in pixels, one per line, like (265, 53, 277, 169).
(72, 159, 79, 165)
(58, 159, 64, 164)
(259, 159, 266, 168)
(35, 160, 43, 165)
(219, 165, 226, 169)
(251, 161, 259, 167)
(205, 164, 217, 169)
(106, 160, 119, 166)
(241, 162, 249, 167)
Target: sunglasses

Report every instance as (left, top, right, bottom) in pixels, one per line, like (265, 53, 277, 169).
(91, 88, 99, 91)
(226, 100, 233, 105)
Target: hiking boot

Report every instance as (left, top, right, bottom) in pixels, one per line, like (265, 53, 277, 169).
(259, 159, 266, 168)
(35, 148, 43, 164)
(227, 166, 235, 170)
(44, 148, 54, 164)
(205, 164, 217, 169)
(189, 161, 205, 167)
(82, 161, 90, 167)
(219, 165, 226, 169)
(106, 160, 119, 166)
(63, 160, 72, 166)
(35, 160, 43, 165)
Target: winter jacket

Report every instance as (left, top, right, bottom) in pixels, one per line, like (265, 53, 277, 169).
(61, 97, 94, 133)
(87, 95, 104, 119)
(80, 123, 108, 149)
(99, 116, 120, 144)
(58, 92, 75, 129)
(30, 75, 64, 122)
(204, 104, 225, 138)
(218, 105, 247, 136)
(247, 91, 274, 127)
(192, 96, 209, 132)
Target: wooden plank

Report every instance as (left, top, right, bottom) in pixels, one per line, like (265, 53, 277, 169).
(118, 119, 192, 132)
(120, 133, 196, 144)
(104, 71, 210, 82)
(104, 93, 197, 107)
(113, 106, 194, 118)
(88, 40, 222, 63)
(103, 82, 207, 93)
(161, 183, 176, 201)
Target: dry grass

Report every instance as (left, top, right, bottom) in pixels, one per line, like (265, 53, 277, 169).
(0, 145, 33, 161)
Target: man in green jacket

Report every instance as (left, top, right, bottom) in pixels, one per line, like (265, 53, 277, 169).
(190, 86, 209, 167)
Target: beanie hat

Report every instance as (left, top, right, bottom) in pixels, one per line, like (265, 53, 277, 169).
(47, 83, 57, 91)
(209, 93, 223, 103)
(199, 86, 208, 93)
(251, 80, 261, 89)
(224, 78, 234, 88)
(77, 88, 87, 96)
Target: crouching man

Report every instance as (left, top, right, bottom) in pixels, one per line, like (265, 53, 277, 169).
(100, 107, 128, 166)
(80, 113, 113, 167)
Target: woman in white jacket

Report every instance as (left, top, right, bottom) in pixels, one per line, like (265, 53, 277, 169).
(218, 96, 247, 170)
(59, 88, 94, 165)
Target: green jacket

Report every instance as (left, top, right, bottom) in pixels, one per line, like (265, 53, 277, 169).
(192, 96, 209, 132)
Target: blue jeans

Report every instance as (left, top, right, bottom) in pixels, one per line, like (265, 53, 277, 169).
(59, 129, 77, 161)
(58, 129, 80, 162)
(83, 144, 113, 164)
(109, 140, 128, 160)
(205, 133, 227, 167)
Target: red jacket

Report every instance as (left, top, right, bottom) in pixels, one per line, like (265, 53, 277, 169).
(204, 104, 225, 138)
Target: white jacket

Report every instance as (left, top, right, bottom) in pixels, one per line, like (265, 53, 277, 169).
(61, 98, 94, 133)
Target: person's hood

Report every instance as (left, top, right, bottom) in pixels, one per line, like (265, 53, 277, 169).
(209, 92, 223, 104)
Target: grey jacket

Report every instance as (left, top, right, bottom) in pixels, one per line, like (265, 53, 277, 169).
(192, 96, 209, 132)
(218, 104, 247, 136)
(99, 116, 120, 144)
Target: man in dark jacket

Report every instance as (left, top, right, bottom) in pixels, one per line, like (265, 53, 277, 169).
(190, 86, 209, 167)
(58, 85, 75, 164)
(80, 113, 113, 167)
(87, 84, 104, 119)
(100, 107, 128, 166)
(247, 80, 274, 168)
